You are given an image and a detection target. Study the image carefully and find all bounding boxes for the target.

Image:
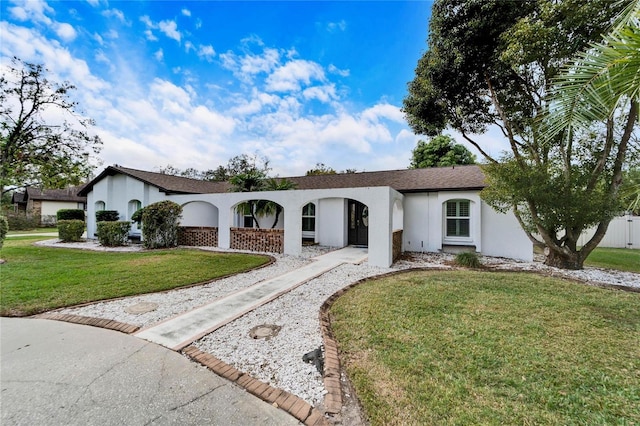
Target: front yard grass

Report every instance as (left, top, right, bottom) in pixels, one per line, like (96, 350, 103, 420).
(0, 237, 270, 316)
(330, 270, 640, 425)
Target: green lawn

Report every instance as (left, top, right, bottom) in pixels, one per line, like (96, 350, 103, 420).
(0, 237, 270, 316)
(330, 270, 640, 425)
(6, 227, 58, 235)
(585, 247, 640, 272)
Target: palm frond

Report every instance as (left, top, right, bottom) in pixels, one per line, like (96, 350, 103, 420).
(542, 0, 640, 142)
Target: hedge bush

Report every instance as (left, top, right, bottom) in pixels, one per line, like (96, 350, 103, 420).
(57, 209, 85, 221)
(5, 212, 38, 230)
(97, 221, 131, 247)
(0, 216, 8, 249)
(140, 201, 182, 249)
(131, 208, 144, 225)
(96, 210, 120, 222)
(58, 220, 85, 242)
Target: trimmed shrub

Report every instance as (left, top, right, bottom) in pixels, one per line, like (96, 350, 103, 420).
(454, 251, 482, 268)
(131, 208, 144, 225)
(97, 221, 131, 247)
(58, 220, 85, 242)
(6, 212, 38, 230)
(141, 201, 182, 249)
(96, 210, 120, 222)
(57, 209, 85, 221)
(0, 216, 8, 249)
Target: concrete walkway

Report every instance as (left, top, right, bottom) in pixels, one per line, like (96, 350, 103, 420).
(134, 246, 368, 350)
(0, 317, 299, 426)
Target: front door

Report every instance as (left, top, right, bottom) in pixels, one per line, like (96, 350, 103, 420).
(348, 200, 368, 246)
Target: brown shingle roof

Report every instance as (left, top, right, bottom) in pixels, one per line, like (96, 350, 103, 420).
(286, 165, 486, 192)
(79, 164, 486, 196)
(24, 186, 87, 202)
(78, 166, 230, 196)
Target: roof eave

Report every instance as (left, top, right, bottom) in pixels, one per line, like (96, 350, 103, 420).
(399, 186, 486, 194)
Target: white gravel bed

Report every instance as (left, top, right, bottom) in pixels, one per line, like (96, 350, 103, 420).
(47, 239, 639, 409)
(194, 262, 391, 406)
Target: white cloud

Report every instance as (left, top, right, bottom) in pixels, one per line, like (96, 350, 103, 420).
(197, 44, 215, 62)
(140, 15, 153, 27)
(9, 0, 53, 24)
(181, 8, 191, 17)
(220, 47, 281, 83)
(154, 49, 163, 61)
(265, 59, 325, 92)
(54, 22, 76, 41)
(326, 20, 347, 33)
(185, 41, 195, 53)
(158, 20, 181, 43)
(302, 84, 337, 103)
(144, 29, 157, 41)
(361, 103, 404, 124)
(101, 9, 126, 23)
(328, 64, 350, 77)
(86, 0, 100, 7)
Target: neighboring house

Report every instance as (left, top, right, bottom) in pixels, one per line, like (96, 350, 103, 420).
(78, 165, 533, 268)
(12, 186, 87, 225)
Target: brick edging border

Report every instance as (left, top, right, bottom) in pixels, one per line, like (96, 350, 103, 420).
(318, 269, 410, 417)
(33, 312, 140, 334)
(181, 346, 329, 426)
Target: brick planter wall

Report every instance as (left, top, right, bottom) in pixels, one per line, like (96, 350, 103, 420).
(230, 227, 284, 253)
(393, 229, 403, 262)
(178, 226, 218, 247)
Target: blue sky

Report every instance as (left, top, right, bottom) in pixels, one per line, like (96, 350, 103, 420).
(1, 0, 504, 177)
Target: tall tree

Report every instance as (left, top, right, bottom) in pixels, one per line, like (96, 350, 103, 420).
(410, 134, 476, 168)
(1, 58, 102, 195)
(403, 0, 633, 269)
(306, 163, 337, 176)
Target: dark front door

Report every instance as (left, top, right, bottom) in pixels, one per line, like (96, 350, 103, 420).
(348, 200, 368, 246)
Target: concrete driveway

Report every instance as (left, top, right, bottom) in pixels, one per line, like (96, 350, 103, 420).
(0, 318, 300, 426)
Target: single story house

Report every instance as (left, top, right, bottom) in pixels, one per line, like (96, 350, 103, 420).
(78, 165, 533, 267)
(12, 186, 87, 225)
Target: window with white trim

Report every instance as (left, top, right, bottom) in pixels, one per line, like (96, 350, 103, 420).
(302, 203, 315, 232)
(446, 200, 470, 237)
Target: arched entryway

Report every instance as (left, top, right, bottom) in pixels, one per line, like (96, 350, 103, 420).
(348, 199, 369, 246)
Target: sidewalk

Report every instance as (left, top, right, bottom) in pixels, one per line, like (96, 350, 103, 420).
(134, 246, 368, 350)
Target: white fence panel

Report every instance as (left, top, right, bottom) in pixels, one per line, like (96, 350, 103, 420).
(578, 215, 639, 249)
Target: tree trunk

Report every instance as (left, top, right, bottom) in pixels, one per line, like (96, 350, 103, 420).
(543, 247, 584, 270)
(271, 206, 282, 229)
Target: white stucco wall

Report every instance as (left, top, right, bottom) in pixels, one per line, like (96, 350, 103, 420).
(316, 198, 347, 248)
(403, 191, 531, 261)
(481, 203, 533, 261)
(402, 193, 431, 252)
(181, 201, 219, 227)
(86, 174, 164, 237)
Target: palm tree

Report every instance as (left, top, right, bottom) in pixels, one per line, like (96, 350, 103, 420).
(255, 178, 298, 228)
(229, 169, 267, 228)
